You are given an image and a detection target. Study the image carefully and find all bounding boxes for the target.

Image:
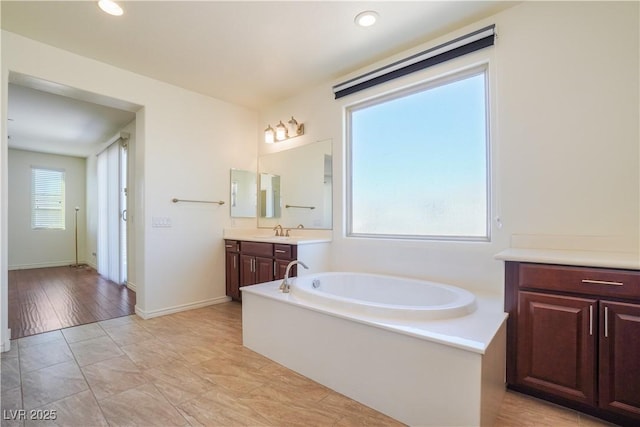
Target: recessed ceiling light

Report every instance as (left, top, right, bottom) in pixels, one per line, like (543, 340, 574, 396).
(98, 0, 124, 16)
(355, 11, 379, 28)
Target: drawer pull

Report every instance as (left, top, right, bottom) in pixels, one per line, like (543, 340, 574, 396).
(225, 245, 233, 248)
(589, 305, 593, 336)
(604, 306, 609, 338)
(275, 250, 286, 253)
(581, 279, 623, 286)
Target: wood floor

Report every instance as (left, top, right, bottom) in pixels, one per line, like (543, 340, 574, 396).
(8, 266, 135, 339)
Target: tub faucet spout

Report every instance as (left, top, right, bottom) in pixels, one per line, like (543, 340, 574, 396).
(280, 260, 308, 293)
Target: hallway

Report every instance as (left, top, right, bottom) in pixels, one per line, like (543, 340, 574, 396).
(8, 266, 135, 339)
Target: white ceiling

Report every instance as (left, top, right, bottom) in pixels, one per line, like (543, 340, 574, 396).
(2, 1, 516, 156)
(8, 83, 136, 157)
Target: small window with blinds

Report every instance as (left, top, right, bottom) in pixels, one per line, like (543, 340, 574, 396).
(32, 167, 66, 230)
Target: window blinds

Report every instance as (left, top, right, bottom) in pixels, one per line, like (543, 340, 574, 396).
(332, 24, 495, 100)
(32, 167, 65, 229)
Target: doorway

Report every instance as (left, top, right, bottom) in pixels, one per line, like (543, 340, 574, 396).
(6, 74, 140, 339)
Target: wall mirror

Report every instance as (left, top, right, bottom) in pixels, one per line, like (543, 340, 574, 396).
(230, 169, 257, 218)
(258, 139, 332, 229)
(259, 173, 281, 218)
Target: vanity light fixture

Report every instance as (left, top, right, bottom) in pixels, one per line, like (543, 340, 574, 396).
(98, 0, 124, 16)
(355, 10, 378, 27)
(264, 116, 304, 144)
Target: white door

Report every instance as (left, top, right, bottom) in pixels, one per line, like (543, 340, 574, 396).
(97, 138, 127, 284)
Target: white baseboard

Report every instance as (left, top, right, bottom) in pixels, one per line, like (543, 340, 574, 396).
(126, 281, 136, 292)
(9, 261, 89, 270)
(134, 295, 232, 319)
(1, 329, 11, 353)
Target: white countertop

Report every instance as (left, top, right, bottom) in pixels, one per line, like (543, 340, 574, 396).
(495, 248, 640, 270)
(223, 229, 331, 245)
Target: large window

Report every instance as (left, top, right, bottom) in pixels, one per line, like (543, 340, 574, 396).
(347, 67, 489, 240)
(32, 167, 65, 230)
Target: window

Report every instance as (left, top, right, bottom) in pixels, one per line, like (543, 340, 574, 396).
(32, 167, 65, 230)
(347, 67, 489, 240)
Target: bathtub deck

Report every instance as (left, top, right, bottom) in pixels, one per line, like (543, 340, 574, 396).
(241, 279, 506, 354)
(241, 280, 507, 426)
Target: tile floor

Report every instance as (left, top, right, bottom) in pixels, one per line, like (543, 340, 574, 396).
(1, 302, 617, 426)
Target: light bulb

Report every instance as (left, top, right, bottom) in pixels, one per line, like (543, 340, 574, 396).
(355, 11, 378, 27)
(287, 117, 299, 136)
(264, 125, 275, 144)
(98, 0, 124, 16)
(275, 121, 288, 141)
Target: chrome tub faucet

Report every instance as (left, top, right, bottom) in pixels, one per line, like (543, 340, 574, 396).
(280, 260, 308, 293)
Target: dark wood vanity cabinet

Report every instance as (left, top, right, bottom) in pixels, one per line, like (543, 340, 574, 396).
(598, 300, 640, 419)
(505, 261, 640, 425)
(225, 239, 297, 301)
(224, 241, 240, 300)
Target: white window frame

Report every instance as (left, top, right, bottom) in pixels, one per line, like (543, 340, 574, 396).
(31, 166, 66, 230)
(345, 65, 491, 241)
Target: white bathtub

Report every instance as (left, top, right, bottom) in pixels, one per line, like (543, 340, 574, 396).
(291, 272, 477, 321)
(242, 273, 507, 426)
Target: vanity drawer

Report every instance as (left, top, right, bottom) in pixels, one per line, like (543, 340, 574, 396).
(240, 241, 273, 257)
(224, 240, 239, 252)
(274, 244, 294, 260)
(519, 263, 640, 300)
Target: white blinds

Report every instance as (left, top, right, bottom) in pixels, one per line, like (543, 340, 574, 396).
(31, 167, 65, 230)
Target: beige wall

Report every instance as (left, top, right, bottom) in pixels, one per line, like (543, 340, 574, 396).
(8, 149, 87, 269)
(259, 1, 640, 293)
(1, 27, 258, 351)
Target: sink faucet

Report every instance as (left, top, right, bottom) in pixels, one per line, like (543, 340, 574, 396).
(273, 224, 283, 236)
(279, 260, 308, 293)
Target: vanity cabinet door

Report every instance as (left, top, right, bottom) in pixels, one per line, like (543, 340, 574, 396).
(240, 255, 274, 287)
(225, 251, 240, 300)
(255, 256, 274, 284)
(225, 240, 241, 301)
(517, 291, 597, 406)
(598, 301, 640, 420)
(240, 254, 256, 287)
